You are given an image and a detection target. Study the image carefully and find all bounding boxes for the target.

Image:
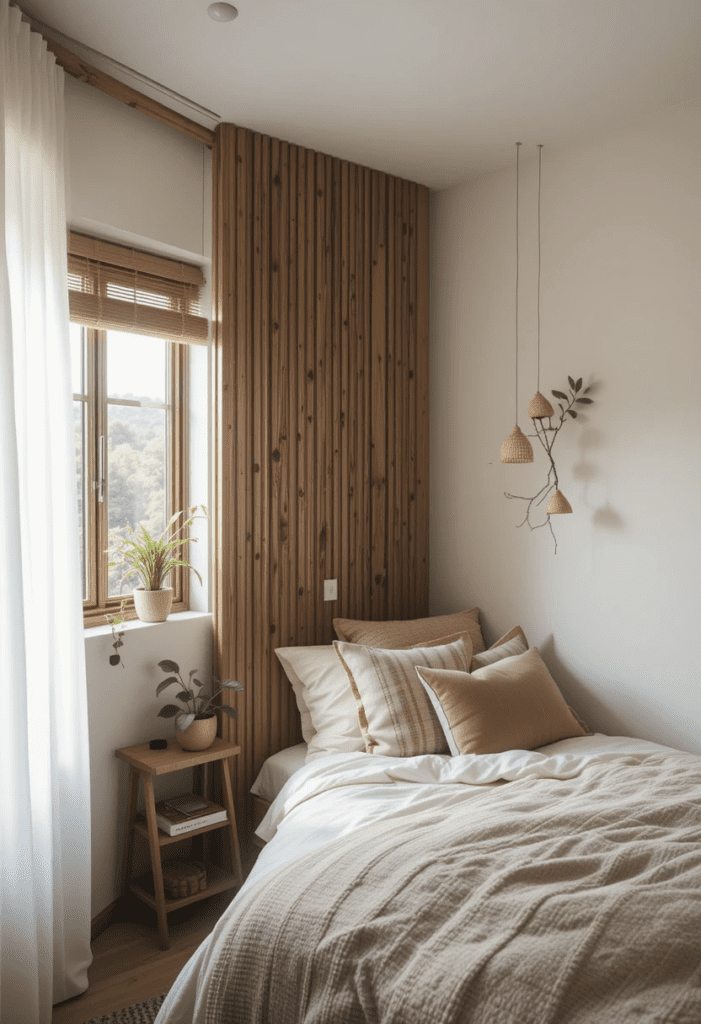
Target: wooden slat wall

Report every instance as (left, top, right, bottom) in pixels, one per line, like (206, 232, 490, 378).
(212, 124, 430, 830)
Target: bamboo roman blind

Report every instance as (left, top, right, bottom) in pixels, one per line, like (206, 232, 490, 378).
(67, 232, 208, 344)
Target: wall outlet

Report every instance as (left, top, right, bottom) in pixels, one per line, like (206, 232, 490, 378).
(324, 579, 338, 602)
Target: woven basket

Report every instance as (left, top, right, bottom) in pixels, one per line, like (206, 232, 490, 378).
(547, 489, 573, 514)
(500, 425, 534, 464)
(528, 391, 554, 419)
(162, 860, 207, 899)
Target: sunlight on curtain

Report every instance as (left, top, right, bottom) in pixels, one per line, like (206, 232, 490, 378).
(0, 3, 92, 1021)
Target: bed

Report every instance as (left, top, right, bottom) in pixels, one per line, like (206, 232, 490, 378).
(155, 612, 701, 1023)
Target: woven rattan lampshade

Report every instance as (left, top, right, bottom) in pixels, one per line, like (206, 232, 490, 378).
(500, 425, 534, 464)
(546, 489, 572, 514)
(528, 391, 554, 419)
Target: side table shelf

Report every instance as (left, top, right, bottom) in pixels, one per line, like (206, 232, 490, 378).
(116, 737, 243, 949)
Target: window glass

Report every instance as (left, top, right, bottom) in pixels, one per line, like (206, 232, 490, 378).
(107, 331, 167, 403)
(107, 404, 168, 596)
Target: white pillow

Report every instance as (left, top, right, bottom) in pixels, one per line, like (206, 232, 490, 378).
(275, 645, 364, 762)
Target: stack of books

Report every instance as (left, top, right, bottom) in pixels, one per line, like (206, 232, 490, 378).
(152, 793, 228, 837)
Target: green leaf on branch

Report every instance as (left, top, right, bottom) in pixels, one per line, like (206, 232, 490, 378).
(218, 705, 239, 718)
(567, 409, 578, 418)
(176, 690, 193, 702)
(158, 659, 180, 673)
(576, 397, 593, 404)
(157, 704, 181, 718)
(156, 676, 179, 696)
(221, 679, 244, 692)
(568, 376, 575, 389)
(552, 390, 567, 400)
(575, 377, 582, 392)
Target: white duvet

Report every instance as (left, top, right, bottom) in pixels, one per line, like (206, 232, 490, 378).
(155, 733, 682, 1024)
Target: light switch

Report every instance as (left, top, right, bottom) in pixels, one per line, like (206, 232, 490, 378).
(324, 579, 338, 602)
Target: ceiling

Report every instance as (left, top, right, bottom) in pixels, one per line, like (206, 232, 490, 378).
(18, 0, 701, 189)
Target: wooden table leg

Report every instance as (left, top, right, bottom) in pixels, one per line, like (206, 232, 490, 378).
(118, 766, 140, 899)
(142, 772, 170, 950)
(220, 757, 243, 887)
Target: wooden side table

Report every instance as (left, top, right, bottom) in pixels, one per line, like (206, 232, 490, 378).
(116, 737, 243, 949)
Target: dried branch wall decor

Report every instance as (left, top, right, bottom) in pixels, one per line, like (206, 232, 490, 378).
(504, 375, 594, 552)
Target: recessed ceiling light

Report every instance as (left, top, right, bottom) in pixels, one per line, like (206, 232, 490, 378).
(208, 3, 238, 22)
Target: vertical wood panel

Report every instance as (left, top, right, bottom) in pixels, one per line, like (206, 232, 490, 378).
(362, 167, 372, 621)
(408, 181, 418, 619)
(415, 185, 430, 617)
(385, 174, 396, 620)
(371, 170, 387, 621)
(213, 123, 430, 830)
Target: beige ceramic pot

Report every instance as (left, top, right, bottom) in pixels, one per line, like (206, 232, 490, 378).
(175, 714, 217, 751)
(133, 587, 173, 623)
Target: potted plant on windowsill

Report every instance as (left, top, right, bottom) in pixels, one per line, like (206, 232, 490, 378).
(109, 506, 207, 623)
(156, 660, 243, 751)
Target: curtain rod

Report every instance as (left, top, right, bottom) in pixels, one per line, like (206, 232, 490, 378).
(21, 13, 217, 149)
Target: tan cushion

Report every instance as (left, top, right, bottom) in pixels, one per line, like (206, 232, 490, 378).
(416, 647, 587, 756)
(334, 608, 485, 654)
(470, 625, 528, 671)
(334, 635, 473, 757)
(412, 630, 472, 650)
(469, 626, 589, 734)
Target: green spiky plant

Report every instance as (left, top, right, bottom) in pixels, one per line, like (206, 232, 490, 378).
(155, 659, 243, 733)
(109, 506, 207, 593)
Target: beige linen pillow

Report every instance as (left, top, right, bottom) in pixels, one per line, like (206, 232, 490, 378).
(416, 647, 587, 756)
(334, 635, 473, 757)
(334, 608, 485, 654)
(470, 625, 528, 671)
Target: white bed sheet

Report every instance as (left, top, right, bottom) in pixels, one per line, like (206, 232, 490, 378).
(249, 742, 308, 803)
(155, 733, 683, 1024)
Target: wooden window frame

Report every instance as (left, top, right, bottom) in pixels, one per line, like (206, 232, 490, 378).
(78, 327, 190, 627)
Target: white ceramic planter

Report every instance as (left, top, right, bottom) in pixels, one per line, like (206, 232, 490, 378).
(175, 714, 217, 751)
(133, 587, 173, 623)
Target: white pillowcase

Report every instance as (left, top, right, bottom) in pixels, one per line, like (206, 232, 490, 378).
(275, 645, 364, 762)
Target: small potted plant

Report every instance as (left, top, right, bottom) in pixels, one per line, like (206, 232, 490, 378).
(109, 506, 206, 622)
(156, 659, 243, 751)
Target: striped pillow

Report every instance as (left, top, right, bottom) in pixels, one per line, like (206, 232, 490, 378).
(334, 609, 485, 655)
(470, 626, 528, 671)
(334, 635, 472, 757)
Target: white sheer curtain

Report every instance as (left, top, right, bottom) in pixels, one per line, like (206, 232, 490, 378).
(0, 3, 92, 1021)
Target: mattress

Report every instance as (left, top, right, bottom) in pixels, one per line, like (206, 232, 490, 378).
(249, 742, 308, 804)
(156, 733, 698, 1024)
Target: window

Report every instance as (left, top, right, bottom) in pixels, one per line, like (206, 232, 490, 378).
(68, 233, 208, 625)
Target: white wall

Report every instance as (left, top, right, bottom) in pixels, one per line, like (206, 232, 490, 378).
(64, 76, 209, 260)
(64, 76, 214, 915)
(430, 102, 701, 753)
(85, 613, 212, 915)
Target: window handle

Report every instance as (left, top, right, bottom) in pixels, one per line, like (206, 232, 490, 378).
(97, 435, 105, 503)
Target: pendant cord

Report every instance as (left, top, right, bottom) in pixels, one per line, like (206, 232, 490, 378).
(537, 144, 543, 393)
(515, 141, 521, 425)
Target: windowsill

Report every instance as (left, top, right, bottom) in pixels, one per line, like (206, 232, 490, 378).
(84, 609, 212, 640)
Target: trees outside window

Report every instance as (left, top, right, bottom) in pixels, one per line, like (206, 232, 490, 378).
(71, 323, 188, 623)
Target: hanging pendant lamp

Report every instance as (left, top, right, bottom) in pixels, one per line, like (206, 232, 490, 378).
(546, 489, 573, 515)
(500, 143, 534, 464)
(528, 145, 555, 422)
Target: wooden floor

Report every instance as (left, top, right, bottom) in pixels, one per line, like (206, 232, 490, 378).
(53, 849, 259, 1024)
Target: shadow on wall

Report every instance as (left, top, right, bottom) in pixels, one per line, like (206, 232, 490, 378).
(539, 634, 639, 738)
(570, 396, 627, 534)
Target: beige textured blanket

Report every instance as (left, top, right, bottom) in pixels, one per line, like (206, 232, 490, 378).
(206, 753, 701, 1023)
